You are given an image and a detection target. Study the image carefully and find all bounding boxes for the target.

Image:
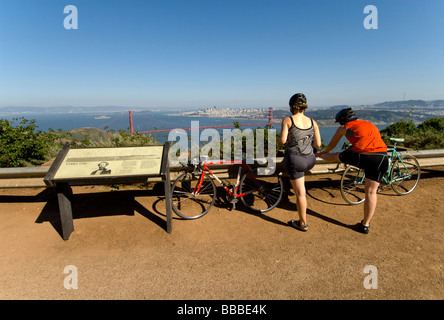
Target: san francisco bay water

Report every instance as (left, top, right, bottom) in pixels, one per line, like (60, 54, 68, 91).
(0, 110, 388, 151)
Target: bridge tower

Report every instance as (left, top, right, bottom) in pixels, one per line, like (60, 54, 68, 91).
(268, 107, 273, 128)
(129, 111, 134, 134)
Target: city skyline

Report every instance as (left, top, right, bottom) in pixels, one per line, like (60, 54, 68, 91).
(0, 0, 443, 109)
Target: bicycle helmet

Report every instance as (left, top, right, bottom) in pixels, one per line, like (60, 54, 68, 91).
(289, 93, 307, 107)
(335, 107, 357, 125)
(289, 93, 308, 114)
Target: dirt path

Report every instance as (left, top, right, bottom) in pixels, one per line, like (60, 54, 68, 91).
(0, 167, 443, 300)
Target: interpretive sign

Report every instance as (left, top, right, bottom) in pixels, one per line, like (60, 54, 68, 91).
(46, 144, 166, 184)
(44, 143, 172, 240)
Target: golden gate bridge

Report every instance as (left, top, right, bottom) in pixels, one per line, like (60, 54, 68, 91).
(98, 107, 275, 135)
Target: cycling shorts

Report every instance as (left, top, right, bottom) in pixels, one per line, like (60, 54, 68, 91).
(285, 152, 316, 180)
(339, 149, 389, 183)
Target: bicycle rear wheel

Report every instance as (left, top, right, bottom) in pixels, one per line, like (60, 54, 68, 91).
(239, 168, 283, 213)
(340, 165, 366, 205)
(390, 155, 420, 195)
(171, 172, 216, 219)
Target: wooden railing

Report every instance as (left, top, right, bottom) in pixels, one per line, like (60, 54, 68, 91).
(1, 149, 444, 188)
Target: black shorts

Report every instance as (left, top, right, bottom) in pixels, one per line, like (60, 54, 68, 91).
(339, 149, 389, 183)
(285, 152, 316, 180)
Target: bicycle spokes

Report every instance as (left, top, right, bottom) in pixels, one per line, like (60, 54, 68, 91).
(340, 166, 366, 205)
(240, 169, 283, 213)
(171, 172, 216, 219)
(390, 155, 420, 195)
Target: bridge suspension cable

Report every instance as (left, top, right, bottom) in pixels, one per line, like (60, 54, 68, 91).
(98, 108, 275, 134)
(97, 112, 128, 129)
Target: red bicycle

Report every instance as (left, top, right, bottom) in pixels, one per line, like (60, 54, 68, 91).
(171, 157, 284, 219)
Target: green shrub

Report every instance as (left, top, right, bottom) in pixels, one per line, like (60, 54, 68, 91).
(381, 117, 444, 150)
(403, 129, 444, 150)
(380, 120, 418, 137)
(83, 129, 158, 147)
(417, 117, 444, 133)
(0, 117, 63, 167)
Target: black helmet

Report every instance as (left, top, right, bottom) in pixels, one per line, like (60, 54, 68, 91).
(335, 108, 357, 125)
(289, 93, 307, 107)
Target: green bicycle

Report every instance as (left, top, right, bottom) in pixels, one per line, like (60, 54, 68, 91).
(340, 138, 421, 205)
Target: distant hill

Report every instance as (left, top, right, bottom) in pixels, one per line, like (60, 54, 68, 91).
(62, 127, 111, 143)
(1, 100, 443, 114)
(273, 107, 437, 127)
(0, 106, 147, 115)
(375, 100, 444, 108)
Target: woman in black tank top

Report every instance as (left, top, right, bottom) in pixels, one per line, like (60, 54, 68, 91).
(278, 93, 322, 231)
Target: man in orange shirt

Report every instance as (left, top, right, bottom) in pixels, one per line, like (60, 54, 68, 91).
(317, 108, 388, 234)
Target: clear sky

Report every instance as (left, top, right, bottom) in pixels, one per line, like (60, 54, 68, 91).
(0, 0, 443, 109)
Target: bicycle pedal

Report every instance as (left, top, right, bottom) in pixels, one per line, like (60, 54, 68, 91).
(225, 193, 238, 204)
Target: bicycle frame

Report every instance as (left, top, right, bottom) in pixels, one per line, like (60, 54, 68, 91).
(340, 138, 420, 205)
(171, 156, 284, 219)
(381, 148, 397, 184)
(195, 159, 261, 198)
(348, 142, 413, 185)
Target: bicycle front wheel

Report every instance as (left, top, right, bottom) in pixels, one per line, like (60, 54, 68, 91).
(390, 154, 420, 195)
(171, 172, 216, 219)
(239, 168, 283, 213)
(340, 165, 366, 205)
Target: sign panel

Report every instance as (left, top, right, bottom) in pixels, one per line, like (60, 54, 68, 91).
(53, 146, 164, 180)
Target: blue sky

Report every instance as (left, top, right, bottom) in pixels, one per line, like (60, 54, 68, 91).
(0, 0, 443, 109)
